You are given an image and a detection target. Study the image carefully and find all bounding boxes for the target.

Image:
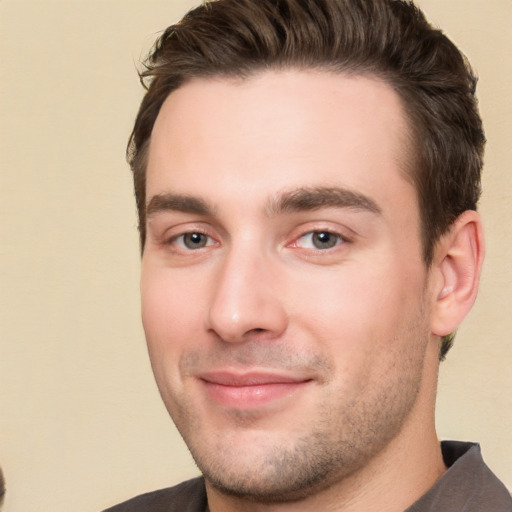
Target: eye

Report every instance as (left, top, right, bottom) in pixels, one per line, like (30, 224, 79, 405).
(296, 231, 344, 250)
(174, 232, 213, 250)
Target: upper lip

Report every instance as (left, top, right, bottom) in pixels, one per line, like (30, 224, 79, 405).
(199, 370, 312, 387)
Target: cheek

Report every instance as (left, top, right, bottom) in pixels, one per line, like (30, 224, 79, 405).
(293, 272, 427, 411)
(289, 260, 424, 357)
(292, 267, 401, 326)
(141, 269, 203, 362)
(140, 269, 206, 406)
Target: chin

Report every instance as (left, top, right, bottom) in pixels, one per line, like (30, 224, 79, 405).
(205, 467, 337, 504)
(190, 429, 360, 504)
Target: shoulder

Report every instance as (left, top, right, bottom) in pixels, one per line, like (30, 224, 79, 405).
(407, 441, 512, 512)
(102, 477, 207, 512)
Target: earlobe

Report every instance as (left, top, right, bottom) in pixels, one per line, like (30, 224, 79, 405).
(430, 210, 485, 337)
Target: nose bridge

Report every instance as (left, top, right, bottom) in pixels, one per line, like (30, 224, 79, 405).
(207, 238, 287, 342)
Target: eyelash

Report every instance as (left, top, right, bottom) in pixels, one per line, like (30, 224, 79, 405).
(163, 228, 349, 255)
(292, 230, 348, 251)
(165, 230, 216, 251)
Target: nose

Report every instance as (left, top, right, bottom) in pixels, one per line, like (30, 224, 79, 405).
(207, 247, 288, 343)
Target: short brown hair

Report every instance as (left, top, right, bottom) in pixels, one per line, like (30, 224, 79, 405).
(128, 0, 485, 358)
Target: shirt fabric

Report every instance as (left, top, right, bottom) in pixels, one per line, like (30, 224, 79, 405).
(103, 441, 512, 512)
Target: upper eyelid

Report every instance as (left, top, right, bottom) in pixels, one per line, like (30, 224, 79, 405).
(299, 228, 350, 239)
(291, 224, 355, 242)
(166, 229, 215, 245)
(158, 222, 215, 240)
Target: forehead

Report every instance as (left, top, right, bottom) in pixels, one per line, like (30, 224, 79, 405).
(146, 70, 415, 214)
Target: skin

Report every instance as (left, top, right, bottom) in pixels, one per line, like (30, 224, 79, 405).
(141, 70, 466, 511)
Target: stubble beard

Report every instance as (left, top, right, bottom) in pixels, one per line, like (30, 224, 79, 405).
(197, 374, 423, 503)
(167, 325, 429, 505)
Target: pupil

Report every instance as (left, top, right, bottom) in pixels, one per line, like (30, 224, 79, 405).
(313, 232, 336, 249)
(185, 233, 206, 249)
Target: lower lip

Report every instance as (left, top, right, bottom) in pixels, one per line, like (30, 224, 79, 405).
(201, 380, 310, 409)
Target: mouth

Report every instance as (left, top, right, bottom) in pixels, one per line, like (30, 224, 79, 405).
(198, 370, 313, 409)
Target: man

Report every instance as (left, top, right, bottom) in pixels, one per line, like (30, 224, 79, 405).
(105, 0, 512, 510)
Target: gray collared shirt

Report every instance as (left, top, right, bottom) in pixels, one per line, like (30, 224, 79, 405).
(406, 441, 512, 511)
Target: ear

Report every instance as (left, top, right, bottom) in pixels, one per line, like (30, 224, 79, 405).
(430, 210, 485, 337)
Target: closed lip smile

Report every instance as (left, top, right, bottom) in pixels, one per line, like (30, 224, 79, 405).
(198, 370, 313, 409)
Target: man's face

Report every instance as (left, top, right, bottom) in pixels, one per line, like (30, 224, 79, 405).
(141, 70, 436, 501)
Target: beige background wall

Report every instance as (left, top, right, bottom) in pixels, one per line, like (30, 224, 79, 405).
(0, 1, 510, 511)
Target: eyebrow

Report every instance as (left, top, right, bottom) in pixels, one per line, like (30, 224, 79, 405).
(266, 186, 381, 216)
(146, 193, 215, 218)
(145, 186, 381, 219)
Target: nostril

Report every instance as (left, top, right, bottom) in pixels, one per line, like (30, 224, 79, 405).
(250, 328, 266, 334)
